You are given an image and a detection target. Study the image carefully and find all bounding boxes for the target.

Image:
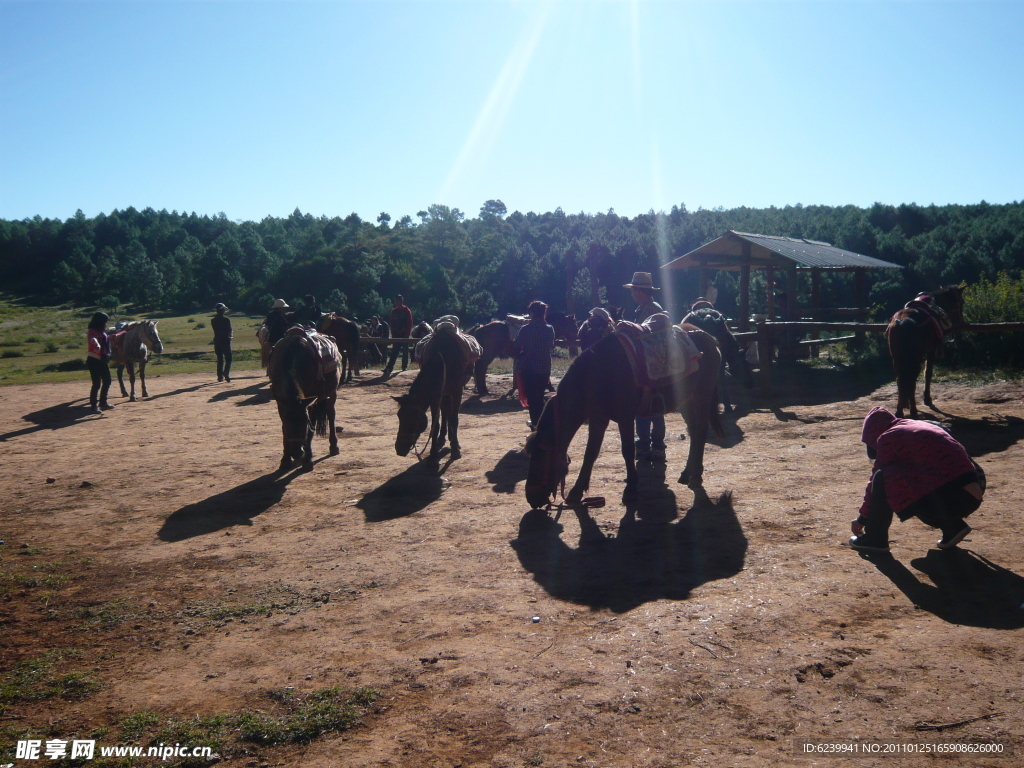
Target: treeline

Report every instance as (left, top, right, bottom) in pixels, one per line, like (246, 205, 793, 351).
(1, 199, 1022, 324)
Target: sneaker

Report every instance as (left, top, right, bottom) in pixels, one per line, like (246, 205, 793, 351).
(848, 535, 890, 554)
(937, 523, 971, 550)
(225, 377, 231, 383)
(90, 406, 102, 415)
(218, 377, 224, 382)
(99, 402, 115, 410)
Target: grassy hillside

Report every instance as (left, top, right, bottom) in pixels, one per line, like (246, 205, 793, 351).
(0, 298, 265, 386)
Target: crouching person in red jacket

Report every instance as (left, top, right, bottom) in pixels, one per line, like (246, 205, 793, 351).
(849, 407, 985, 554)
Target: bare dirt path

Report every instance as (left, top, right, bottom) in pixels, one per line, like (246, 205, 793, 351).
(1, 367, 1022, 767)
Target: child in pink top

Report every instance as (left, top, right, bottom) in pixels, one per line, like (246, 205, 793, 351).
(86, 312, 113, 414)
(849, 407, 984, 553)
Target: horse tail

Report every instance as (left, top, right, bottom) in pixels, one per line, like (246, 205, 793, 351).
(309, 397, 330, 438)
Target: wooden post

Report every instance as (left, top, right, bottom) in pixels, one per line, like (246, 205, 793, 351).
(740, 242, 751, 333)
(781, 264, 799, 361)
(766, 266, 776, 320)
(810, 268, 821, 357)
(756, 320, 772, 394)
(854, 269, 867, 343)
(699, 263, 710, 299)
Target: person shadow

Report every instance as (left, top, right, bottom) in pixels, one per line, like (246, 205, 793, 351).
(869, 549, 1024, 629)
(157, 465, 309, 542)
(356, 457, 454, 522)
(0, 400, 96, 442)
(208, 379, 273, 406)
(511, 478, 747, 613)
(486, 450, 530, 494)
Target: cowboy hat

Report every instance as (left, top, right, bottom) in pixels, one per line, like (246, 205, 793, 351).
(272, 299, 289, 309)
(214, 302, 228, 311)
(623, 272, 660, 291)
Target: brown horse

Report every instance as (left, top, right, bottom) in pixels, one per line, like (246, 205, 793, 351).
(111, 320, 163, 401)
(471, 311, 578, 395)
(268, 331, 340, 471)
(317, 314, 361, 383)
(393, 330, 475, 461)
(525, 326, 723, 509)
(680, 307, 753, 412)
(887, 286, 965, 418)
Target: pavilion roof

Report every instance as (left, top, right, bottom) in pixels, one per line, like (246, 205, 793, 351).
(662, 230, 903, 271)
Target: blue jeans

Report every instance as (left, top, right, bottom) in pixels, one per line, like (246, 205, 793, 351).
(635, 416, 666, 452)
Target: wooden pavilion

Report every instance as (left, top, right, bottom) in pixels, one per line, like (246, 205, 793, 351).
(661, 230, 902, 331)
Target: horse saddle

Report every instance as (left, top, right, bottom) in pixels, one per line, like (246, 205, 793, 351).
(285, 326, 339, 378)
(614, 319, 702, 418)
(901, 294, 952, 339)
(505, 314, 528, 342)
(414, 325, 482, 366)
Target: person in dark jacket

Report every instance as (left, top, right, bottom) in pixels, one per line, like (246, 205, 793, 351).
(211, 303, 233, 382)
(264, 299, 291, 346)
(291, 294, 322, 327)
(514, 300, 555, 429)
(383, 295, 414, 375)
(849, 407, 986, 554)
(86, 312, 113, 414)
(625, 272, 666, 462)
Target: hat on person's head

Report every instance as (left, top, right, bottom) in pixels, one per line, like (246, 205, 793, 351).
(272, 299, 289, 309)
(589, 307, 611, 322)
(691, 299, 715, 312)
(623, 272, 660, 291)
(214, 303, 228, 311)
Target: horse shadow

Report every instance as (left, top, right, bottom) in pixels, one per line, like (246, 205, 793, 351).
(486, 450, 530, 494)
(208, 379, 273, 407)
(868, 549, 1024, 629)
(511, 487, 747, 613)
(756, 360, 894, 409)
(460, 394, 523, 416)
(0, 400, 95, 442)
(157, 467, 305, 542)
(144, 382, 220, 401)
(357, 459, 454, 522)
(932, 413, 1024, 459)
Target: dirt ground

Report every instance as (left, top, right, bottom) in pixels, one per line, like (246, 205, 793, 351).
(1, 362, 1023, 767)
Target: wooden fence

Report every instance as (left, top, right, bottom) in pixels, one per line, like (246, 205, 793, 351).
(733, 321, 1024, 394)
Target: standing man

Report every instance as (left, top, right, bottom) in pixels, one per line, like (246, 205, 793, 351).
(211, 302, 233, 383)
(383, 294, 414, 376)
(514, 300, 555, 430)
(291, 294, 322, 327)
(625, 271, 667, 462)
(368, 315, 389, 366)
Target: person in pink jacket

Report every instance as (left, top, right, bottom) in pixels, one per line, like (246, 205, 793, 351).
(849, 407, 985, 554)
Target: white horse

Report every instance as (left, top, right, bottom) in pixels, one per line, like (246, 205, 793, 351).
(111, 320, 164, 401)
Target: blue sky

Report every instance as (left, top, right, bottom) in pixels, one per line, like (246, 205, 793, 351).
(1, 0, 1022, 223)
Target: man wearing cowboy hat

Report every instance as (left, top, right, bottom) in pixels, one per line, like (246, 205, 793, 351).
(624, 271, 667, 462)
(264, 298, 292, 347)
(211, 302, 233, 382)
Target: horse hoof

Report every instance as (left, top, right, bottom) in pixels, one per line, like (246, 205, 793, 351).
(329, 445, 340, 456)
(678, 469, 690, 485)
(923, 397, 933, 407)
(278, 460, 292, 472)
(129, 396, 137, 402)
(565, 488, 584, 505)
(450, 448, 462, 459)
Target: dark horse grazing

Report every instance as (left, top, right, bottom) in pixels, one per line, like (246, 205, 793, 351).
(525, 326, 723, 509)
(887, 286, 965, 419)
(268, 331, 340, 470)
(471, 311, 578, 395)
(111, 320, 163, 401)
(394, 330, 475, 461)
(680, 306, 753, 412)
(317, 314, 361, 383)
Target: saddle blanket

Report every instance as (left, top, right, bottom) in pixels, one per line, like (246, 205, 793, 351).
(614, 315, 702, 388)
(414, 323, 482, 366)
(284, 326, 339, 377)
(505, 314, 529, 342)
(256, 324, 270, 344)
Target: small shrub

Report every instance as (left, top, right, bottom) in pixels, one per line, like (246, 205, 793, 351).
(194, 322, 206, 330)
(41, 359, 87, 372)
(43, 341, 60, 353)
(1, 350, 23, 358)
(187, 318, 196, 323)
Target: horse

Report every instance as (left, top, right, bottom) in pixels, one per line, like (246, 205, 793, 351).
(393, 329, 476, 461)
(471, 311, 578, 395)
(267, 329, 341, 470)
(524, 325, 722, 509)
(887, 285, 965, 418)
(257, 324, 272, 369)
(680, 306, 753, 412)
(110, 320, 163, 401)
(317, 314, 361, 384)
